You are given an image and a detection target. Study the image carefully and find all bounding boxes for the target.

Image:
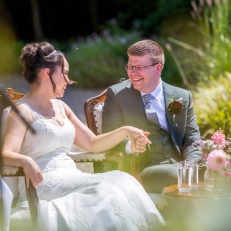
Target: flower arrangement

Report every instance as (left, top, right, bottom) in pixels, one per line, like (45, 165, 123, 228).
(167, 96, 187, 122)
(193, 129, 231, 176)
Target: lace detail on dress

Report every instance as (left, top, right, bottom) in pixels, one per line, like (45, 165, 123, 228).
(43, 158, 76, 173)
(127, 196, 135, 208)
(14, 101, 43, 122)
(111, 197, 125, 219)
(57, 99, 66, 118)
(44, 181, 53, 191)
(15, 99, 67, 122)
(61, 182, 76, 189)
(43, 172, 56, 181)
(44, 160, 57, 172)
(136, 215, 148, 231)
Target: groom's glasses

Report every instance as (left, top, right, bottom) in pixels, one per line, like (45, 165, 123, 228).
(125, 63, 159, 72)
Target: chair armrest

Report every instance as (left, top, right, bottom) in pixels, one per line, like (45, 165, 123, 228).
(1, 166, 39, 225)
(106, 151, 124, 157)
(25, 181, 39, 225)
(67, 151, 107, 162)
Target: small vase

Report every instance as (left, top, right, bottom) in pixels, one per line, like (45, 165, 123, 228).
(204, 168, 225, 191)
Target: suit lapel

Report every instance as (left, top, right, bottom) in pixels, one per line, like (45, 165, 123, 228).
(123, 82, 148, 131)
(163, 82, 180, 150)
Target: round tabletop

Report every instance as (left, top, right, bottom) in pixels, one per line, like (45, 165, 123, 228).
(162, 182, 231, 200)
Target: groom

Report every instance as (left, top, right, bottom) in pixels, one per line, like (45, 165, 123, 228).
(102, 39, 202, 193)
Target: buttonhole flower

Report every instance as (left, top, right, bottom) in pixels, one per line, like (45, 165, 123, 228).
(167, 96, 187, 123)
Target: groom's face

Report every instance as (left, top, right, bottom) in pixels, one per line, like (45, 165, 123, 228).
(127, 55, 162, 93)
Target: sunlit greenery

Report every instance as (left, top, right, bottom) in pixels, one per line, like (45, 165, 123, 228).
(167, 0, 231, 85)
(193, 73, 231, 138)
(167, 0, 231, 137)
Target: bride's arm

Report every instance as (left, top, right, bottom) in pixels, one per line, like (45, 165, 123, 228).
(62, 101, 151, 153)
(1, 105, 43, 188)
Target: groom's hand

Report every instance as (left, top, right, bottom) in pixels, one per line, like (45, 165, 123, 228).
(131, 131, 151, 153)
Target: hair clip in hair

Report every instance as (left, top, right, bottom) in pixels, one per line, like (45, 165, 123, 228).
(46, 50, 56, 57)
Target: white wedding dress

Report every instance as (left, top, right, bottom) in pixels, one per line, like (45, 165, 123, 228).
(15, 100, 165, 231)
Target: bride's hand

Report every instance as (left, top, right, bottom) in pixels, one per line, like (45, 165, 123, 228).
(22, 157, 43, 188)
(125, 126, 151, 153)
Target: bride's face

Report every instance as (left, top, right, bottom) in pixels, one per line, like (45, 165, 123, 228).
(52, 57, 70, 98)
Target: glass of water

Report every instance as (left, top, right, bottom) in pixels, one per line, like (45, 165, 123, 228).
(188, 160, 199, 190)
(178, 161, 192, 192)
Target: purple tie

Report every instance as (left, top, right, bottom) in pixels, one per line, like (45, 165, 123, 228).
(143, 94, 160, 126)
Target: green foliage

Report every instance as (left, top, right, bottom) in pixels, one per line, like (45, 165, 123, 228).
(67, 30, 142, 88)
(193, 73, 231, 139)
(165, 1, 231, 138)
(167, 0, 231, 84)
(190, 0, 231, 81)
(160, 41, 185, 88)
(0, 40, 23, 74)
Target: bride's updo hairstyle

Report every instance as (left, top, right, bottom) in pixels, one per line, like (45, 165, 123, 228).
(19, 41, 74, 95)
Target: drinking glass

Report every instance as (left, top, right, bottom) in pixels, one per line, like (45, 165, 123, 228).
(189, 160, 199, 190)
(178, 161, 192, 192)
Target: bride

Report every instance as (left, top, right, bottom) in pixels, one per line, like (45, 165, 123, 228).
(2, 41, 166, 231)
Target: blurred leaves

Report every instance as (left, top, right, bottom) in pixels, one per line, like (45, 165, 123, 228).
(166, 0, 231, 139)
(167, 0, 231, 84)
(0, 0, 22, 74)
(193, 73, 231, 139)
(67, 28, 142, 88)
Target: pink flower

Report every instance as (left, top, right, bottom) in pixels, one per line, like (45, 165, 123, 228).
(223, 171, 231, 177)
(211, 130, 226, 148)
(207, 150, 229, 171)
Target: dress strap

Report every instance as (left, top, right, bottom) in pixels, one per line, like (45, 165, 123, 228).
(14, 102, 43, 122)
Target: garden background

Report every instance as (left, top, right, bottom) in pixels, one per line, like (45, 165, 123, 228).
(0, 0, 230, 139)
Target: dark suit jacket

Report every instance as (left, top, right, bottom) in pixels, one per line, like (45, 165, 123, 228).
(102, 79, 202, 169)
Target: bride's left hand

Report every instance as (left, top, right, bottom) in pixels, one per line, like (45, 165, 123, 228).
(125, 126, 151, 153)
(22, 156, 43, 188)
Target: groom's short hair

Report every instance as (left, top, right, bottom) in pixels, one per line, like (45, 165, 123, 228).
(127, 39, 165, 66)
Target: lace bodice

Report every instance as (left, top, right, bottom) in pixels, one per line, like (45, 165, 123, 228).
(15, 100, 75, 170)
(16, 100, 77, 202)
